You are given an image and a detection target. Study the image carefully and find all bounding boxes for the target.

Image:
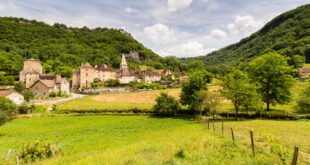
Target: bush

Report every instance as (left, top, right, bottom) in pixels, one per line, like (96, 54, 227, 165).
(57, 90, 62, 97)
(19, 102, 29, 114)
(296, 85, 310, 113)
(296, 97, 310, 113)
(0, 98, 16, 125)
(153, 92, 179, 115)
(49, 91, 56, 97)
(105, 79, 120, 87)
(22, 89, 35, 102)
(19, 142, 52, 163)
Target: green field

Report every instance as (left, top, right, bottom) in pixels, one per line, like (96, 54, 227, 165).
(1, 116, 310, 164)
(303, 63, 310, 68)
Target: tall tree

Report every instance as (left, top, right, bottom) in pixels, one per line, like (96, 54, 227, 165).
(221, 70, 258, 120)
(247, 53, 295, 111)
(180, 70, 213, 111)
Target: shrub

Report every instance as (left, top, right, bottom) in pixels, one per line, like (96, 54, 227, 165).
(296, 97, 310, 113)
(0, 98, 16, 125)
(49, 91, 56, 97)
(57, 90, 62, 97)
(19, 142, 52, 163)
(153, 92, 179, 115)
(105, 79, 120, 87)
(19, 102, 29, 114)
(296, 85, 310, 113)
(22, 89, 35, 102)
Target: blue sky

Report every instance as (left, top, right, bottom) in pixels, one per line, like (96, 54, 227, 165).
(0, 0, 308, 57)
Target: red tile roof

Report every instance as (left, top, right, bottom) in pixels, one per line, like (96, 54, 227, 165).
(299, 68, 310, 73)
(0, 90, 19, 97)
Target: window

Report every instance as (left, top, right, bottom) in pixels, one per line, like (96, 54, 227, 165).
(86, 73, 88, 77)
(35, 87, 38, 90)
(35, 92, 38, 96)
(43, 92, 46, 96)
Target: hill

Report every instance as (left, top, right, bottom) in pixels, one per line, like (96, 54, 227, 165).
(180, 4, 310, 66)
(0, 17, 164, 82)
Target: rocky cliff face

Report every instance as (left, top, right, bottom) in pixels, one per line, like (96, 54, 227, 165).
(125, 51, 140, 60)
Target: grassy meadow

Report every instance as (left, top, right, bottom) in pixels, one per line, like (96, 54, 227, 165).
(57, 81, 309, 115)
(1, 116, 310, 164)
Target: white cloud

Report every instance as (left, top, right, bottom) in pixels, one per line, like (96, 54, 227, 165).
(144, 23, 176, 44)
(228, 15, 263, 35)
(208, 29, 227, 40)
(125, 7, 136, 14)
(168, 0, 192, 12)
(167, 41, 216, 57)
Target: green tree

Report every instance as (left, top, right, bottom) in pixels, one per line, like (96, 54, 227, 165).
(14, 82, 26, 92)
(204, 91, 221, 119)
(22, 89, 35, 102)
(288, 55, 305, 69)
(296, 83, 310, 113)
(153, 92, 179, 115)
(247, 53, 295, 111)
(221, 70, 258, 120)
(0, 97, 16, 125)
(180, 70, 213, 110)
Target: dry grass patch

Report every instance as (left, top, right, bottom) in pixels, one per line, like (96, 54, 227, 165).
(93, 89, 181, 104)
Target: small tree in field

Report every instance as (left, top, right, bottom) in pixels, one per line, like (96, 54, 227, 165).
(153, 92, 179, 115)
(0, 98, 16, 125)
(247, 53, 295, 111)
(180, 70, 213, 111)
(296, 83, 310, 113)
(221, 70, 258, 120)
(192, 89, 207, 115)
(204, 91, 221, 119)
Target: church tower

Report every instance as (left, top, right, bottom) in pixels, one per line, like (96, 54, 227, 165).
(120, 54, 128, 70)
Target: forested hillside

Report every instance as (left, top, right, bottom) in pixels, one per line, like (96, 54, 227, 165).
(0, 17, 167, 84)
(180, 4, 310, 66)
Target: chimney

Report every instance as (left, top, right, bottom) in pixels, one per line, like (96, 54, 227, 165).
(81, 63, 84, 66)
(95, 65, 98, 68)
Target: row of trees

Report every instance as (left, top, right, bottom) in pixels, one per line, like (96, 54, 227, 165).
(154, 52, 298, 119)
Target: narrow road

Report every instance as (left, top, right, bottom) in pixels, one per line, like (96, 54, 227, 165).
(33, 93, 86, 105)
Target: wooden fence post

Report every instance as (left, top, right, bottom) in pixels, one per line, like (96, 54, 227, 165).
(250, 131, 255, 157)
(231, 128, 235, 141)
(291, 146, 299, 165)
(56, 142, 65, 156)
(15, 152, 19, 165)
(50, 145, 56, 158)
(213, 119, 215, 132)
(207, 119, 210, 130)
(222, 120, 224, 136)
(5, 149, 12, 163)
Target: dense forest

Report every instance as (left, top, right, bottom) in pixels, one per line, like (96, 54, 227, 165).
(180, 4, 310, 67)
(0, 17, 189, 84)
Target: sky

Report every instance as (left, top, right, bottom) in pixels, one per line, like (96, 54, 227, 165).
(0, 0, 308, 58)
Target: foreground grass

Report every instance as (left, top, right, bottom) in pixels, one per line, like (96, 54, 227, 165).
(0, 116, 310, 164)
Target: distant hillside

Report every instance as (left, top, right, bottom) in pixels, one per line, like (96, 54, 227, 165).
(180, 4, 310, 66)
(0, 17, 162, 80)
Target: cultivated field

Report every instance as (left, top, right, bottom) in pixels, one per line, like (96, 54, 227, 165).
(0, 116, 309, 164)
(58, 86, 222, 112)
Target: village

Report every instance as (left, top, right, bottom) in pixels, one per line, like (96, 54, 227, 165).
(0, 52, 190, 105)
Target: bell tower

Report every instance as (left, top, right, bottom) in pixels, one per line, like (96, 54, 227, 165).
(120, 54, 128, 70)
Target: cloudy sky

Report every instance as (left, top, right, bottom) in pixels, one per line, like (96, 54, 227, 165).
(0, 0, 308, 58)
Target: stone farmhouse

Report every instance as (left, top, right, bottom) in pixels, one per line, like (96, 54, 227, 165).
(299, 68, 310, 77)
(72, 54, 161, 89)
(19, 59, 70, 97)
(0, 89, 24, 105)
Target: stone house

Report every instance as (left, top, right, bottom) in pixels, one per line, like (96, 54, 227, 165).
(94, 64, 116, 82)
(0, 90, 24, 105)
(161, 69, 174, 79)
(72, 63, 95, 89)
(30, 79, 57, 97)
(19, 58, 42, 88)
(20, 59, 70, 97)
(299, 68, 310, 77)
